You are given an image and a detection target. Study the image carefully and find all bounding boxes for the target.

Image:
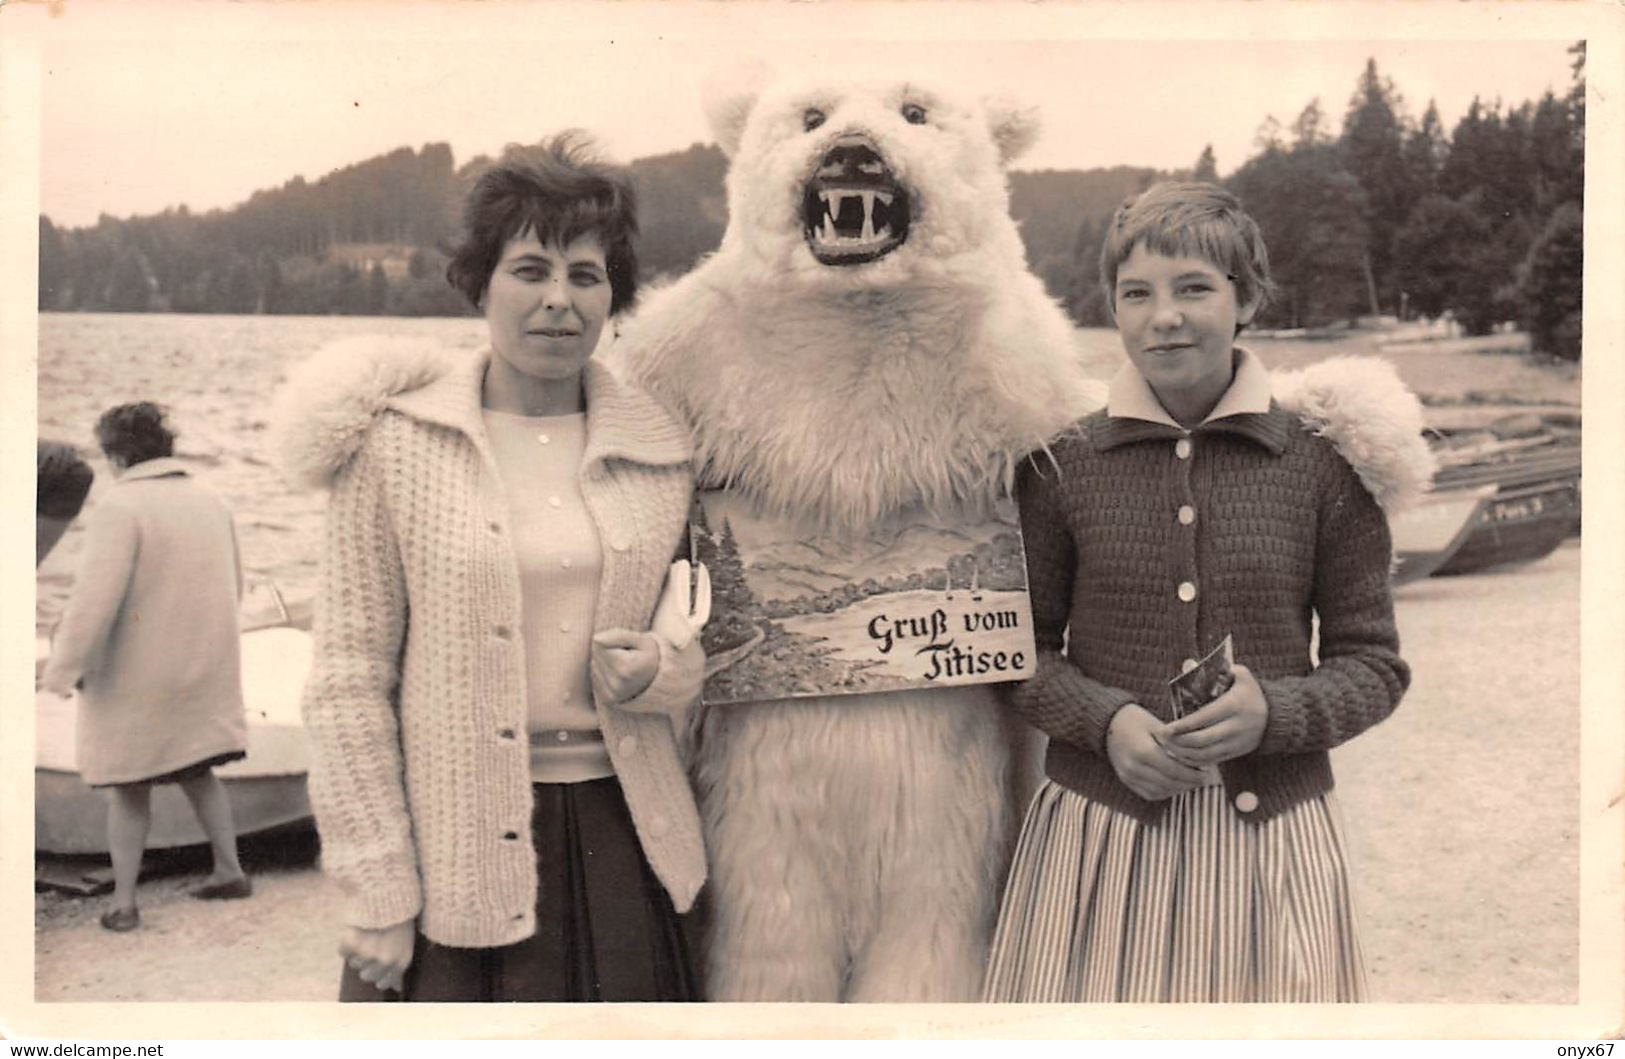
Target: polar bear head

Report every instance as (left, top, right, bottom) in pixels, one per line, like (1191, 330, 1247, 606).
(703, 70, 1041, 288)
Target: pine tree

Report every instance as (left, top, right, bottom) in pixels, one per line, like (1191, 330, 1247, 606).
(1340, 59, 1415, 315)
(1293, 99, 1331, 149)
(1403, 100, 1449, 201)
(1512, 201, 1582, 361)
(1229, 140, 1370, 328)
(1192, 145, 1218, 183)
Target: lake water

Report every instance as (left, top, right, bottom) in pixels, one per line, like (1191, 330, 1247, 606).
(35, 312, 1128, 635)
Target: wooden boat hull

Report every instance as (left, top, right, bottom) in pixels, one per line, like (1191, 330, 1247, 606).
(35, 763, 313, 856)
(35, 625, 313, 855)
(1389, 486, 1493, 586)
(1435, 478, 1581, 576)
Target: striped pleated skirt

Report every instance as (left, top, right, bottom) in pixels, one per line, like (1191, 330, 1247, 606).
(983, 780, 1368, 1003)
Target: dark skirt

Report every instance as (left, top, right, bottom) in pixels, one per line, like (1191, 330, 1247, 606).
(339, 777, 699, 1002)
(92, 750, 246, 790)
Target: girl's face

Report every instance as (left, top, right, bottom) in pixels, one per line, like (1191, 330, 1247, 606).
(1113, 242, 1259, 425)
(483, 228, 612, 387)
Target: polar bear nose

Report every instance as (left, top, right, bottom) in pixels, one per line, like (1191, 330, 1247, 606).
(817, 136, 889, 181)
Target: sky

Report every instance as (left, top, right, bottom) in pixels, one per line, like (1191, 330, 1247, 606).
(19, 2, 1587, 229)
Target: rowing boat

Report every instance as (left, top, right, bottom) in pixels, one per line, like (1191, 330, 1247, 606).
(35, 585, 314, 855)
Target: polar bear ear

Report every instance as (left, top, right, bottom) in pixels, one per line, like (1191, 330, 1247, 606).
(703, 63, 773, 158)
(983, 96, 1042, 165)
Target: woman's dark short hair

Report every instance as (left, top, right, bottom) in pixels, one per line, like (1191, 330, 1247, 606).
(95, 402, 175, 468)
(37, 441, 94, 519)
(446, 132, 640, 315)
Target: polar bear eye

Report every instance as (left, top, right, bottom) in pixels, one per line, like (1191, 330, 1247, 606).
(901, 103, 928, 125)
(803, 109, 827, 132)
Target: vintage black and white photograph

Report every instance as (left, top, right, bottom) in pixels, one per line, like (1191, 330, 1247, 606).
(2, 0, 1621, 1042)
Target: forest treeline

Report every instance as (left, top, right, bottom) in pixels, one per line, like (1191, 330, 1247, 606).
(39, 47, 1584, 360)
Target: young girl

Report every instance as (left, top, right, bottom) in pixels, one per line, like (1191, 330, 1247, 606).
(984, 182, 1412, 1003)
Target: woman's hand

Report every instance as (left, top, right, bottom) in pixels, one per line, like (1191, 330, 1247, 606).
(1159, 663, 1269, 765)
(1106, 703, 1212, 801)
(340, 919, 415, 994)
(590, 629, 660, 705)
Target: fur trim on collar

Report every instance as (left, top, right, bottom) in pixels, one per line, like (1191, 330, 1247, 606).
(272, 335, 691, 492)
(271, 334, 455, 491)
(1273, 355, 1436, 515)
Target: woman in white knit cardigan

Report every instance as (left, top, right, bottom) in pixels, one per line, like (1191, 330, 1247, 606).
(275, 135, 708, 1001)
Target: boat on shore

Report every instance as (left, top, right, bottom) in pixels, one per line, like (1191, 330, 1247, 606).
(1389, 485, 1494, 585)
(35, 582, 315, 856)
(1403, 411, 1581, 581)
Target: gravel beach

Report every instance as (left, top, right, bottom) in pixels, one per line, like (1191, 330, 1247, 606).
(32, 542, 1583, 1006)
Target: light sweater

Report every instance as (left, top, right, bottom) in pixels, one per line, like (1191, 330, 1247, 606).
(274, 345, 706, 947)
(482, 408, 612, 782)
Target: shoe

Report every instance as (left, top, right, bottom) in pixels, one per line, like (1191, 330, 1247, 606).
(99, 907, 141, 932)
(189, 876, 253, 900)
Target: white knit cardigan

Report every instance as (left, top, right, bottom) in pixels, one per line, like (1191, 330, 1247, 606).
(274, 340, 706, 947)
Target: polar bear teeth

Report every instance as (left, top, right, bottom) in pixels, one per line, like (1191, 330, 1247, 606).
(817, 188, 895, 246)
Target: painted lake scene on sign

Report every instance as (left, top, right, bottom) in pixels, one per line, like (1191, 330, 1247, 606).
(691, 490, 1037, 705)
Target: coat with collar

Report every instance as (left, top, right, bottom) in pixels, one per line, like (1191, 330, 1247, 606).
(273, 340, 704, 948)
(41, 458, 248, 787)
(1009, 351, 1434, 824)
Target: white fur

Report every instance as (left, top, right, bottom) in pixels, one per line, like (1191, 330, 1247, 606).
(619, 72, 1104, 535)
(270, 335, 453, 490)
(1274, 355, 1437, 515)
(617, 74, 1097, 1002)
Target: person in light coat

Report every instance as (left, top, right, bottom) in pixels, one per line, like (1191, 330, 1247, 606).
(42, 402, 253, 933)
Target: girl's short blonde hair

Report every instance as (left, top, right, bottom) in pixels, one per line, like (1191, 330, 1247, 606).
(1098, 181, 1276, 324)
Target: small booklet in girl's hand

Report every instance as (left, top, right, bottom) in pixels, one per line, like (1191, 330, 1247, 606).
(1167, 634, 1235, 719)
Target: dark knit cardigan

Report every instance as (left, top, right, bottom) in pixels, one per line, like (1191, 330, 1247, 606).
(1009, 401, 1409, 824)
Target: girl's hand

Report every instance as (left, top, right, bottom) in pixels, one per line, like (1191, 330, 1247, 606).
(1160, 663, 1268, 765)
(590, 629, 660, 705)
(340, 919, 415, 993)
(1106, 703, 1212, 801)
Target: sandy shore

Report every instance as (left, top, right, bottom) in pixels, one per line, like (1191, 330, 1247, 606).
(32, 542, 1581, 1006)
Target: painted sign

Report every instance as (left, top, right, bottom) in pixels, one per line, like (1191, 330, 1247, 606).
(691, 490, 1037, 705)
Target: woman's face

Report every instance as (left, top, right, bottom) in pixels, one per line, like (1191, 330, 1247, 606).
(483, 228, 612, 386)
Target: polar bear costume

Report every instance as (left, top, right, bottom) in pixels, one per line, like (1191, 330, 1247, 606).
(614, 74, 1433, 1002)
(614, 74, 1108, 1003)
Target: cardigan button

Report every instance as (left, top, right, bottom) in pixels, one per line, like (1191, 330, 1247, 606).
(1181, 658, 1199, 673)
(609, 536, 630, 552)
(1175, 438, 1193, 460)
(493, 624, 513, 640)
(498, 728, 517, 740)
(1177, 505, 1195, 525)
(1234, 791, 1260, 813)
(1177, 581, 1197, 603)
(487, 521, 502, 534)
(502, 830, 520, 841)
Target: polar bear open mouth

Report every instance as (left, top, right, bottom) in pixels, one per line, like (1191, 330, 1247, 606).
(802, 135, 912, 266)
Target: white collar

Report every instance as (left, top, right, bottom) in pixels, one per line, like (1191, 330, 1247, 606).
(1106, 345, 1273, 429)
